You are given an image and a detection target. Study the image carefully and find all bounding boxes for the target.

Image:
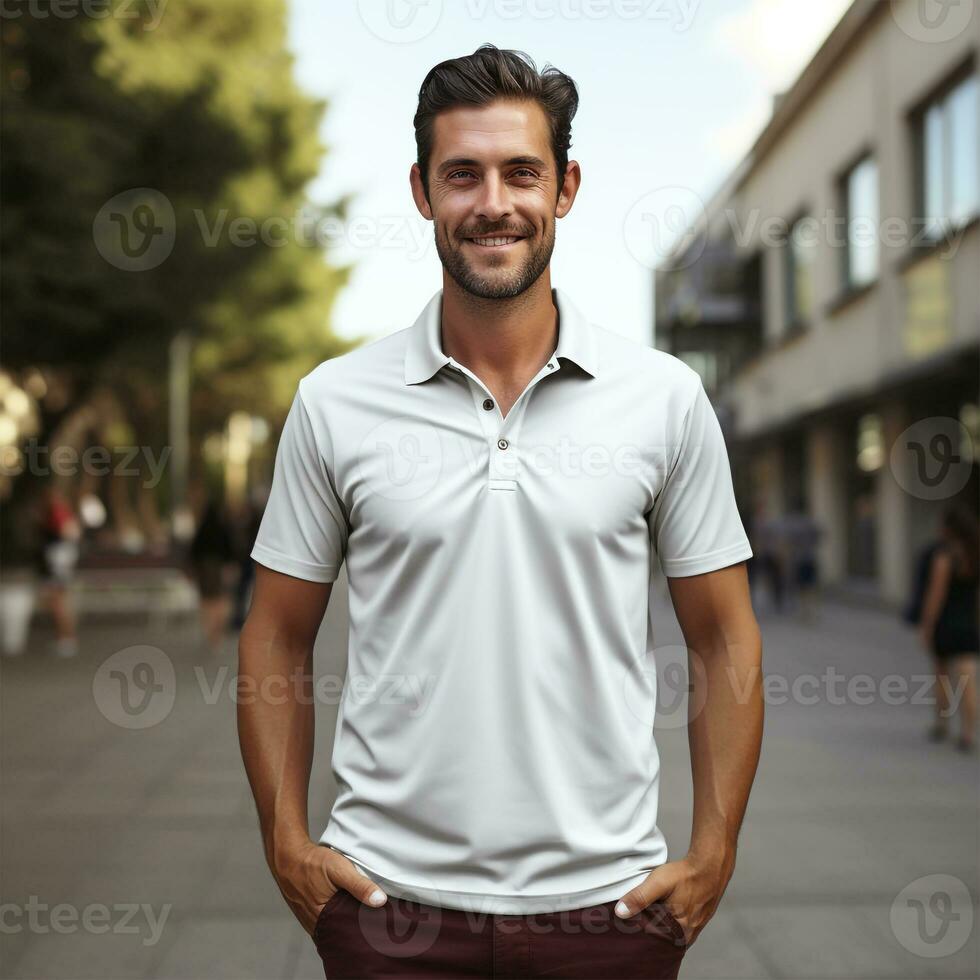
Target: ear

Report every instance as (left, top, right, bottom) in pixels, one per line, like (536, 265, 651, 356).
(555, 160, 581, 220)
(410, 164, 433, 220)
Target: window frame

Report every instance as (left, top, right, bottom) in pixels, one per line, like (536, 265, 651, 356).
(839, 151, 880, 292)
(909, 59, 979, 244)
(782, 210, 818, 336)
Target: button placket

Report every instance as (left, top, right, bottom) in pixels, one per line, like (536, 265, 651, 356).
(447, 355, 561, 489)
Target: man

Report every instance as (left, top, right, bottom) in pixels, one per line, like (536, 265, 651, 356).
(239, 44, 763, 980)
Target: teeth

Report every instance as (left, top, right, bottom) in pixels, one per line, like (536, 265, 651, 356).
(470, 237, 521, 246)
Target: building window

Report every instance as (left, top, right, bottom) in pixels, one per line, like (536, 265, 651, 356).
(917, 72, 979, 238)
(679, 351, 719, 391)
(842, 156, 879, 288)
(784, 215, 816, 332)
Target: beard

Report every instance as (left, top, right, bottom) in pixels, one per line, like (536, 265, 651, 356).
(434, 221, 555, 300)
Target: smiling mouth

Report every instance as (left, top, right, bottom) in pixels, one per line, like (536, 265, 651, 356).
(465, 235, 527, 249)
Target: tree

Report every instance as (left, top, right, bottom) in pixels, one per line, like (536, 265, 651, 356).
(1, 0, 359, 557)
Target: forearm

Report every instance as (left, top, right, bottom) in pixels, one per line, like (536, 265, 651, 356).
(686, 615, 763, 869)
(237, 620, 316, 871)
(919, 554, 950, 642)
(919, 583, 945, 635)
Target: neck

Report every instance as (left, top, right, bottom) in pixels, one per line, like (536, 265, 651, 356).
(439, 275, 558, 381)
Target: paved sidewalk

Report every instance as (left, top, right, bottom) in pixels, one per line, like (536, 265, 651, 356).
(1, 576, 976, 978)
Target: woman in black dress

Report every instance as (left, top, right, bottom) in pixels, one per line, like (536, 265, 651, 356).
(919, 503, 979, 752)
(190, 497, 235, 652)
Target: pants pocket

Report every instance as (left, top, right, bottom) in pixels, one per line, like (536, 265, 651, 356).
(642, 901, 688, 949)
(312, 888, 348, 944)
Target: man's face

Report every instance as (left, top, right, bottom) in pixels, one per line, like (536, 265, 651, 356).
(412, 99, 578, 300)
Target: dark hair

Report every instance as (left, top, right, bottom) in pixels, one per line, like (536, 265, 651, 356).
(413, 43, 579, 201)
(942, 502, 979, 577)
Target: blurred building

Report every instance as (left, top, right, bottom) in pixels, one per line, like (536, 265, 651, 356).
(655, 0, 979, 605)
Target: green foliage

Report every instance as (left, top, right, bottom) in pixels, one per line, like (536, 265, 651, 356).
(1, 0, 358, 429)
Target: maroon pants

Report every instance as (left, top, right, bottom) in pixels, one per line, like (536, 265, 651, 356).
(312, 889, 688, 979)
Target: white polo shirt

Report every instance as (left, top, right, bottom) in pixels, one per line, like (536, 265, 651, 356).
(251, 286, 753, 915)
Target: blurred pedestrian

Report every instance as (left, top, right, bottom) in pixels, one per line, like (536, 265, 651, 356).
(190, 496, 235, 652)
(918, 503, 978, 752)
(784, 510, 822, 623)
(230, 487, 267, 631)
(36, 487, 81, 658)
(903, 539, 941, 627)
(752, 510, 785, 613)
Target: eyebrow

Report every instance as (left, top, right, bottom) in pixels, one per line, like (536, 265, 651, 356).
(437, 155, 549, 174)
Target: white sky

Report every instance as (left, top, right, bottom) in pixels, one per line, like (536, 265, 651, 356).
(287, 0, 853, 347)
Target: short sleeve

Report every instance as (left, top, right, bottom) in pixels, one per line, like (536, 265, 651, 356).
(649, 379, 753, 577)
(250, 387, 349, 583)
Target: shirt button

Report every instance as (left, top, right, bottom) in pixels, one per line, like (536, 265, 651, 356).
(547, 362, 556, 370)
(483, 398, 494, 411)
(497, 438, 509, 450)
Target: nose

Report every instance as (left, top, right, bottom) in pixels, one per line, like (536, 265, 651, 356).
(473, 171, 512, 224)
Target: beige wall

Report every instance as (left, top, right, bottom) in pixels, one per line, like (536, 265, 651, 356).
(718, 2, 979, 439)
(807, 423, 849, 585)
(703, 0, 980, 601)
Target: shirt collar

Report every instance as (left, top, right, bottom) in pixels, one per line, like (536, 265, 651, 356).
(404, 286, 600, 385)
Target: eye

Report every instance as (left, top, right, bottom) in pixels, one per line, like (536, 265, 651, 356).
(513, 168, 537, 178)
(447, 170, 475, 180)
